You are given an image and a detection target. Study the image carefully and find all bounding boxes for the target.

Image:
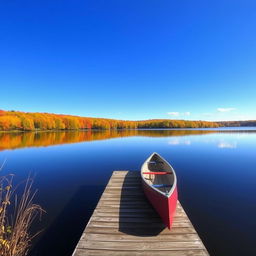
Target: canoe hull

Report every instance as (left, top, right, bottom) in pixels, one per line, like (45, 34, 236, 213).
(142, 179, 178, 229)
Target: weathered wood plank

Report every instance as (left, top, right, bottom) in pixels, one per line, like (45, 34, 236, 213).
(95, 205, 184, 212)
(93, 210, 185, 218)
(94, 206, 185, 214)
(72, 171, 209, 256)
(74, 249, 208, 256)
(84, 226, 198, 235)
(90, 216, 192, 223)
(88, 221, 193, 229)
(82, 233, 202, 242)
(77, 240, 205, 250)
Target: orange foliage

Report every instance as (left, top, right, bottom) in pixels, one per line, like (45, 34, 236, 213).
(0, 130, 217, 151)
(0, 110, 220, 131)
(0, 110, 6, 116)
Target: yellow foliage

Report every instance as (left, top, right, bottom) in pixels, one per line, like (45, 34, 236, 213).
(0, 109, 220, 131)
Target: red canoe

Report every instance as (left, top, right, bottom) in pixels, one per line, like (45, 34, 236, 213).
(141, 152, 178, 229)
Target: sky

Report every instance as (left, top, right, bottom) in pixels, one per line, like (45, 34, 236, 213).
(0, 0, 255, 121)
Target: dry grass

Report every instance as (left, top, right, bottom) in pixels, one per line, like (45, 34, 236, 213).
(0, 163, 44, 256)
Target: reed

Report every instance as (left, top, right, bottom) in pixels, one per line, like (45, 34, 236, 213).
(0, 164, 44, 256)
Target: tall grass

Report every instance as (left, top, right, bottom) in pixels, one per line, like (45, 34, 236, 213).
(0, 164, 44, 256)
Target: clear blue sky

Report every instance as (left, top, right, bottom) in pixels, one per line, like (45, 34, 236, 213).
(0, 0, 255, 121)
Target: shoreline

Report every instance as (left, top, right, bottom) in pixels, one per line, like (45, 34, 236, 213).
(1, 126, 256, 133)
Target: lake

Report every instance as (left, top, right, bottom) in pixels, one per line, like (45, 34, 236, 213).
(0, 129, 255, 256)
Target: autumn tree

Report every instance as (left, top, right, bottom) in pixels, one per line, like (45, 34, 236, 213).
(0, 110, 223, 131)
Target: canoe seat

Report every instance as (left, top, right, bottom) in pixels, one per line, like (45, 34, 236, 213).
(143, 172, 172, 175)
(152, 184, 172, 188)
(147, 161, 164, 164)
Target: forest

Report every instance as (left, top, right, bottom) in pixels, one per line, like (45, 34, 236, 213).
(0, 109, 221, 131)
(218, 120, 256, 127)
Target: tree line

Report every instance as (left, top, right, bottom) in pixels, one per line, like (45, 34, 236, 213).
(0, 110, 220, 131)
(218, 120, 256, 127)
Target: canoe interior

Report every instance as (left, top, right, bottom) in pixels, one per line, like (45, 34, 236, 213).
(142, 154, 174, 195)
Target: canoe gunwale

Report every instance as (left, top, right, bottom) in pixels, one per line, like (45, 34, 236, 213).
(140, 152, 177, 198)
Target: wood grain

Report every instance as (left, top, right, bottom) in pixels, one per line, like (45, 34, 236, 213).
(72, 171, 209, 256)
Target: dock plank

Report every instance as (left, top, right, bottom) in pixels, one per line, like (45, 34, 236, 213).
(72, 171, 209, 256)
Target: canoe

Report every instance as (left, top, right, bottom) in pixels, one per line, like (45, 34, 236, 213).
(141, 152, 178, 229)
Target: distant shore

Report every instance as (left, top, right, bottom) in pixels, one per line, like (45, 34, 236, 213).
(1, 110, 256, 132)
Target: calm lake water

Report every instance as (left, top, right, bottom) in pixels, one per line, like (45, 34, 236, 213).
(0, 129, 256, 256)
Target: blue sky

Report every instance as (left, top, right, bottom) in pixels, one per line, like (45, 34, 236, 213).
(0, 0, 255, 121)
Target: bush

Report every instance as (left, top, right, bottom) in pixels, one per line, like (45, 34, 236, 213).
(0, 165, 44, 256)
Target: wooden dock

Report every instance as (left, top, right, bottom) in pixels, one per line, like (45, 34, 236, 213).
(73, 171, 209, 256)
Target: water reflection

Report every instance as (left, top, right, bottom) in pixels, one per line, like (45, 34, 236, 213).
(218, 141, 237, 149)
(0, 130, 217, 151)
(1, 129, 255, 151)
(0, 128, 256, 256)
(168, 138, 191, 145)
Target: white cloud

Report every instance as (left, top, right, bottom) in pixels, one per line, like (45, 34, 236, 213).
(218, 141, 237, 149)
(168, 139, 180, 145)
(168, 139, 191, 146)
(167, 112, 180, 117)
(167, 111, 191, 117)
(184, 140, 191, 145)
(217, 108, 236, 112)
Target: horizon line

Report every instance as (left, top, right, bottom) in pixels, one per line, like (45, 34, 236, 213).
(1, 109, 255, 123)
